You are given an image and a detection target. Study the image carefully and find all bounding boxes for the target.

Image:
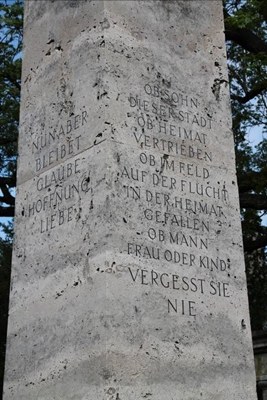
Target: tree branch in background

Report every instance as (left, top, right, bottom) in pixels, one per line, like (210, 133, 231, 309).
(4, 71, 21, 91)
(240, 193, 267, 210)
(244, 234, 267, 253)
(0, 177, 16, 215)
(232, 80, 267, 104)
(225, 25, 267, 55)
(0, 177, 16, 187)
(0, 206, 14, 217)
(0, 137, 17, 146)
(238, 169, 267, 193)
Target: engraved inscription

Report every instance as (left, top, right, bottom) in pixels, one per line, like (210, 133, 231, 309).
(117, 79, 232, 318)
(19, 78, 233, 319)
(21, 104, 91, 233)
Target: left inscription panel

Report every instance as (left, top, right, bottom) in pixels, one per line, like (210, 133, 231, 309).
(3, 1, 112, 398)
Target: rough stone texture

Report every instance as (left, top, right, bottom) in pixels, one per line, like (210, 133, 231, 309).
(3, 1, 257, 399)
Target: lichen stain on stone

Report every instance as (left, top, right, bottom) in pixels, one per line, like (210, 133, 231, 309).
(241, 319, 247, 329)
(56, 77, 75, 115)
(211, 78, 228, 101)
(100, 18, 110, 30)
(159, 0, 173, 19)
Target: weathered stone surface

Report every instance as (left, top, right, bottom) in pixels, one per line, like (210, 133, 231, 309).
(3, 1, 257, 399)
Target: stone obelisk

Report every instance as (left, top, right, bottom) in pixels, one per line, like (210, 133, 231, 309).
(3, 1, 257, 399)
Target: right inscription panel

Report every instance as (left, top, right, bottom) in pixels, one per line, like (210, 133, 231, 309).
(98, 1, 257, 398)
(123, 79, 231, 317)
